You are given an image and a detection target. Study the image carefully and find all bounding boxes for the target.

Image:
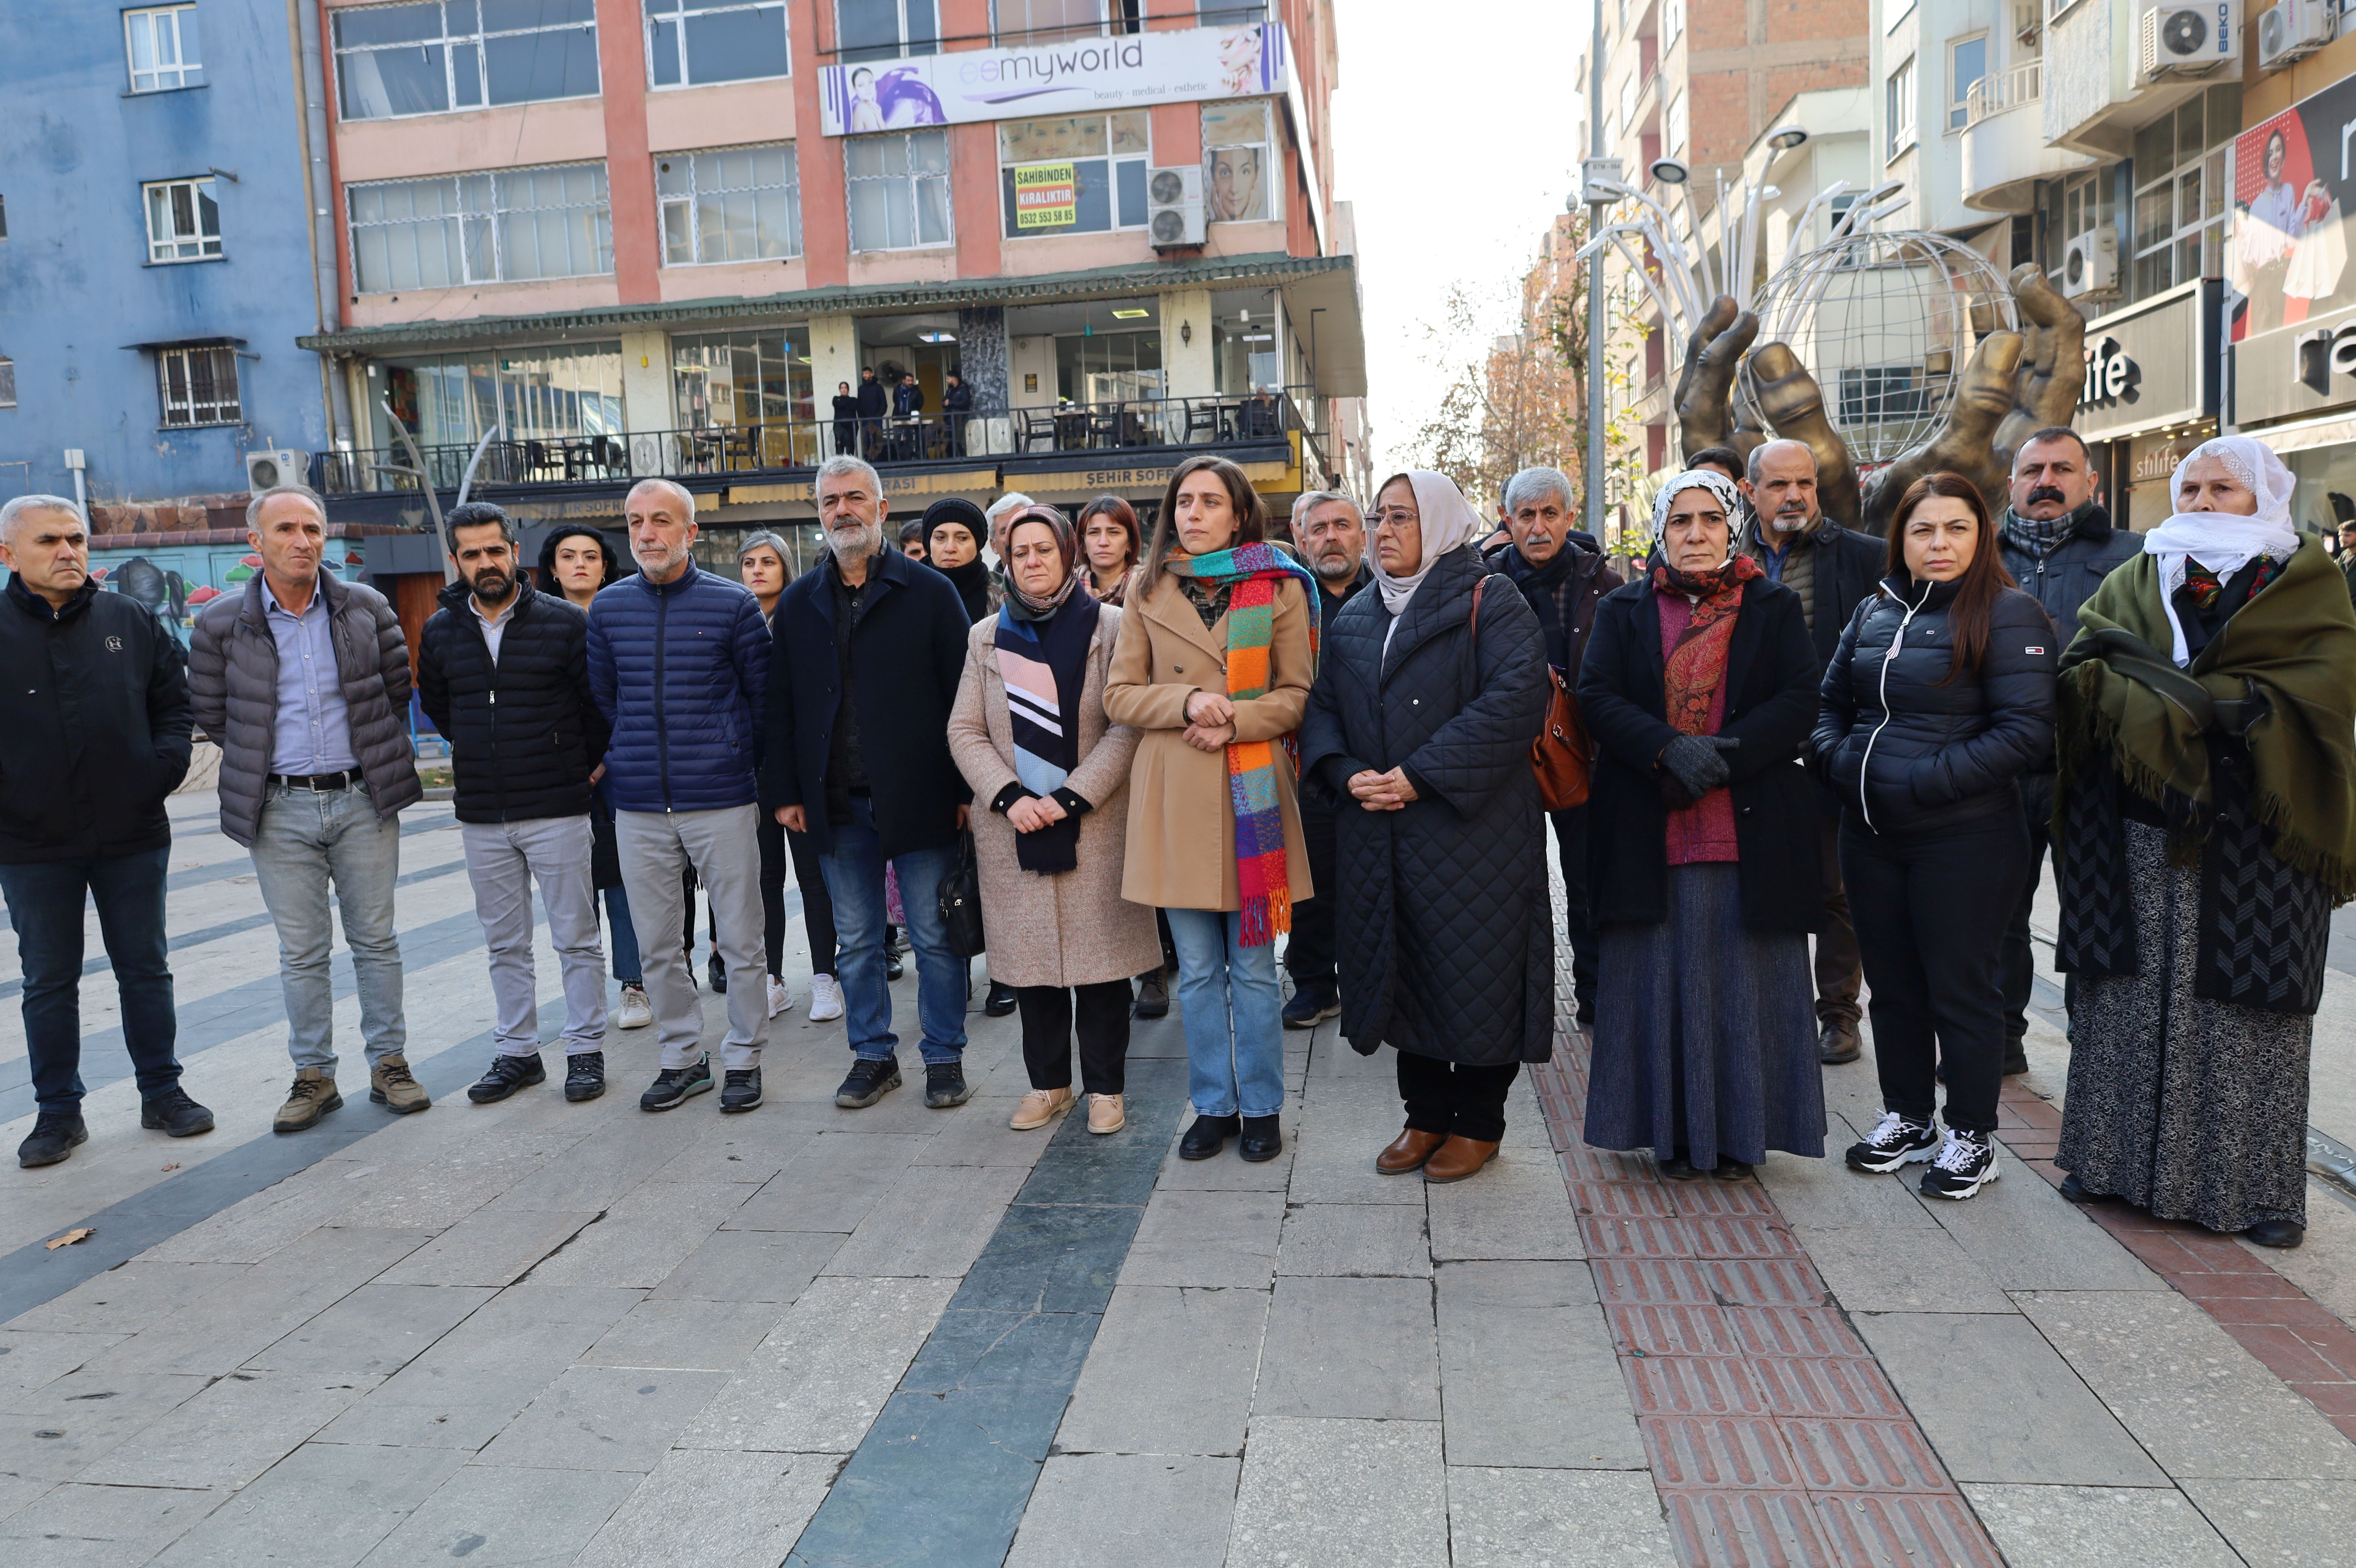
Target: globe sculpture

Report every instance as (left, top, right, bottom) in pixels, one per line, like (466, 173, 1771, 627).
(1733, 228, 2020, 467)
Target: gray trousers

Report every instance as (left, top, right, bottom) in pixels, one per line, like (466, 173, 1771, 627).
(461, 815, 607, 1057)
(616, 805, 768, 1069)
(250, 780, 404, 1074)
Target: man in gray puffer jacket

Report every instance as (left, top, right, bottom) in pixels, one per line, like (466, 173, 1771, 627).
(190, 485, 427, 1132)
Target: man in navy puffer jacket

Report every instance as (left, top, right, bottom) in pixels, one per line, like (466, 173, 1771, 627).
(589, 479, 773, 1114)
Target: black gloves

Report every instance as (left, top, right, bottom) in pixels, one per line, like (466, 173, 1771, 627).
(1659, 734, 1734, 804)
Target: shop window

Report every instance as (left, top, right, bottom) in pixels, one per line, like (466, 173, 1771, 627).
(375, 341, 624, 447)
(125, 6, 203, 93)
(1203, 100, 1275, 224)
(672, 328, 818, 464)
(1947, 35, 1984, 132)
(332, 0, 600, 122)
(1055, 323, 1161, 404)
(347, 162, 611, 292)
(157, 345, 240, 428)
(143, 178, 221, 263)
(1887, 57, 1917, 159)
(993, 0, 1138, 43)
(845, 130, 951, 251)
(999, 114, 1149, 239)
(659, 143, 802, 263)
(645, 0, 789, 87)
(837, 0, 937, 62)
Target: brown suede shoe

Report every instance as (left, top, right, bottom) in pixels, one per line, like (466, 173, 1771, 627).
(1376, 1127, 1447, 1174)
(273, 1069, 343, 1134)
(1423, 1135, 1500, 1183)
(370, 1053, 432, 1115)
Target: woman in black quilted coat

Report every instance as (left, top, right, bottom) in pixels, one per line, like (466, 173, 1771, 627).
(1299, 471, 1551, 1184)
(1814, 473, 2055, 1202)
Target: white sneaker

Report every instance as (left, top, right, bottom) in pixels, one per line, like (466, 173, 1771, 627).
(765, 974, 795, 1019)
(808, 973, 846, 1022)
(615, 985, 653, 1030)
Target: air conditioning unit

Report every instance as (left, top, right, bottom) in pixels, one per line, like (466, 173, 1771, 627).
(2258, 0, 2332, 67)
(2139, 0, 2238, 80)
(2062, 229, 2118, 298)
(244, 449, 306, 491)
(1146, 165, 1204, 251)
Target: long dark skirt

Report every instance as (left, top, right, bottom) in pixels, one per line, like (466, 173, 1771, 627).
(2058, 823, 2312, 1232)
(1584, 863, 1825, 1167)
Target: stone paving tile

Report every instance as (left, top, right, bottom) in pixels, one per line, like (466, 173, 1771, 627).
(819, 1164, 1028, 1278)
(1004, 1453, 1240, 1568)
(523, 1180, 754, 1289)
(1446, 1466, 1678, 1566)
(476, 1363, 732, 1473)
(573, 1450, 839, 1568)
(648, 1228, 845, 1304)
(679, 1275, 958, 1454)
(577, 1297, 793, 1371)
(1254, 1275, 1439, 1420)
(1227, 1416, 1449, 1567)
(0, 1331, 130, 1399)
(1659, 1487, 1836, 1566)
(1811, 1493, 2008, 1568)
(353, 1461, 642, 1566)
(75, 1369, 381, 1491)
(94, 1225, 430, 1376)
(6, 1261, 247, 1337)
(148, 1441, 469, 1568)
(0, 1480, 227, 1567)
(0, 1368, 213, 1484)
(374, 1207, 602, 1288)
(1117, 1188, 1285, 1288)
(1961, 1482, 2242, 1566)
(1054, 1285, 1271, 1457)
(1790, 1225, 2015, 1314)
(1427, 1154, 1586, 1261)
(723, 1133, 932, 1232)
(1277, 1201, 1431, 1277)
(953, 1203, 1147, 1315)
(246, 1282, 497, 1376)
(2175, 1477, 2356, 1566)
(1437, 1261, 1641, 1469)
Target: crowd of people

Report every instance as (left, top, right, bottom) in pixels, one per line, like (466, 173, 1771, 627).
(4, 424, 2351, 1250)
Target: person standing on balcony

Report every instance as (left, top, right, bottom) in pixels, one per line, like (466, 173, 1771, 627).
(892, 370, 926, 461)
(833, 381, 860, 461)
(944, 372, 974, 457)
(857, 367, 887, 462)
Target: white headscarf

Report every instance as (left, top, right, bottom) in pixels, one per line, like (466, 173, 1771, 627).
(1373, 470, 1484, 617)
(1650, 470, 1743, 567)
(2143, 435, 2301, 665)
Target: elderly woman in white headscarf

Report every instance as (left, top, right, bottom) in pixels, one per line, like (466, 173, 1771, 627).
(1575, 469, 1827, 1179)
(2053, 434, 2356, 1249)
(1299, 470, 1553, 1182)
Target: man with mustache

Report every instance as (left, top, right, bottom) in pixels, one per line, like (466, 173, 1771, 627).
(419, 502, 613, 1106)
(1738, 439, 1885, 1066)
(1280, 489, 1374, 1029)
(1995, 427, 2136, 1075)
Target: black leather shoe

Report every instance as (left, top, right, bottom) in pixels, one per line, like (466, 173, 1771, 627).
(2002, 1036, 2031, 1076)
(2245, 1218, 2305, 1249)
(984, 980, 1018, 1018)
(564, 1051, 606, 1102)
(1656, 1153, 1701, 1180)
(886, 949, 905, 981)
(835, 1057, 902, 1108)
(1180, 1114, 1239, 1160)
(2058, 1172, 2105, 1204)
(1238, 1114, 1283, 1162)
(18, 1114, 87, 1168)
(1818, 1024, 1862, 1066)
(1134, 969, 1170, 1019)
(140, 1089, 214, 1138)
(468, 1052, 546, 1104)
(924, 1062, 973, 1108)
(707, 952, 728, 993)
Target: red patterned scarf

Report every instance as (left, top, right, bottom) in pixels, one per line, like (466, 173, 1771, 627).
(1653, 556, 1763, 736)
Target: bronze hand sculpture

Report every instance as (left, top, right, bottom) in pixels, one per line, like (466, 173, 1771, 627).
(1672, 264, 2086, 536)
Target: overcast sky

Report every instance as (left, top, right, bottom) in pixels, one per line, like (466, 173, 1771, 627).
(1330, 0, 1593, 474)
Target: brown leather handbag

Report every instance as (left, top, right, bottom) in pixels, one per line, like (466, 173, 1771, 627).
(1470, 577, 1592, 810)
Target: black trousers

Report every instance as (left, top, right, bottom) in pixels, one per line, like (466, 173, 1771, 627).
(2000, 778, 2062, 1042)
(710, 819, 839, 979)
(1398, 1051, 1521, 1143)
(1018, 980, 1132, 1095)
(1550, 805, 1598, 1024)
(1839, 811, 2028, 1135)
(1284, 798, 1340, 997)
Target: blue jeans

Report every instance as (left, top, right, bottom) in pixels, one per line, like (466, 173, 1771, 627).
(0, 848, 180, 1117)
(250, 779, 405, 1073)
(819, 798, 967, 1065)
(1165, 907, 1284, 1118)
(603, 885, 641, 985)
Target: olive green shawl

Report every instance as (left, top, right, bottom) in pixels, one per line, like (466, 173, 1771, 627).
(2056, 536, 2356, 900)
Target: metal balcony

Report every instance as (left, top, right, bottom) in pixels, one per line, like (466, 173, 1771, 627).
(1960, 62, 2094, 214)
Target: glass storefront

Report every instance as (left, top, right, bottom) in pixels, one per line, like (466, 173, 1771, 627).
(2281, 442, 2356, 536)
(672, 327, 818, 467)
(373, 340, 626, 448)
(1055, 328, 1161, 404)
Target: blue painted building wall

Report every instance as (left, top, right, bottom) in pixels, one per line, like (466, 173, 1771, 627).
(0, 0, 328, 505)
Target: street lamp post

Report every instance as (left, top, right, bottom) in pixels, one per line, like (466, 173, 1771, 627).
(1582, 1, 1611, 550)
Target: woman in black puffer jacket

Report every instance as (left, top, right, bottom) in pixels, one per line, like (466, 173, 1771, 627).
(1813, 473, 2057, 1201)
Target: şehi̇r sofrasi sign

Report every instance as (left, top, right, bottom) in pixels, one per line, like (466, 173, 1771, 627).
(817, 22, 1286, 136)
(1013, 163, 1079, 228)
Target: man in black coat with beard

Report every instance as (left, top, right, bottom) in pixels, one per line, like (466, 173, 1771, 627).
(856, 367, 888, 461)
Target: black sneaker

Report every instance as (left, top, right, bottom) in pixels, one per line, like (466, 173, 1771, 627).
(564, 1051, 606, 1103)
(707, 952, 728, 993)
(1180, 1113, 1239, 1160)
(1844, 1111, 1942, 1174)
(18, 1113, 88, 1169)
(984, 980, 1018, 1017)
(924, 1062, 973, 1108)
(139, 1089, 215, 1138)
(467, 1052, 546, 1105)
(641, 1055, 716, 1111)
(1920, 1127, 2000, 1200)
(1282, 987, 1338, 1030)
(1239, 1114, 1283, 1161)
(721, 1067, 763, 1112)
(836, 1057, 902, 1109)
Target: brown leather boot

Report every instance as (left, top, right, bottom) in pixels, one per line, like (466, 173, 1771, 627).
(1423, 1135, 1500, 1183)
(1376, 1127, 1447, 1174)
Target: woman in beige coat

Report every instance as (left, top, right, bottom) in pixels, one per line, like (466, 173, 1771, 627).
(1105, 455, 1317, 1163)
(950, 505, 1163, 1134)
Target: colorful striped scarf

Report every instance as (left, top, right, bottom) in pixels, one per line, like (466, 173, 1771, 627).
(1165, 544, 1321, 945)
(993, 594, 1098, 876)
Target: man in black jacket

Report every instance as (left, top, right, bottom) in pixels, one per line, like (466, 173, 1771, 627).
(1738, 439, 1883, 1064)
(765, 456, 976, 1112)
(1994, 427, 2136, 1074)
(942, 372, 973, 457)
(1282, 489, 1374, 1028)
(831, 380, 860, 459)
(856, 367, 888, 461)
(0, 495, 210, 1167)
(418, 504, 615, 1106)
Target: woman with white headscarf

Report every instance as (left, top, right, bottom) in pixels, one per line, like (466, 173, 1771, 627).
(1299, 470, 1552, 1181)
(2052, 434, 2356, 1248)
(1577, 470, 1827, 1178)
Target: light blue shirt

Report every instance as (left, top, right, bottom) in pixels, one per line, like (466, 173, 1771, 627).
(265, 584, 359, 775)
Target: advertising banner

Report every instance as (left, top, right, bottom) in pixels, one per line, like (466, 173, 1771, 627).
(2232, 77, 2356, 345)
(817, 22, 1287, 137)
(1013, 162, 1079, 228)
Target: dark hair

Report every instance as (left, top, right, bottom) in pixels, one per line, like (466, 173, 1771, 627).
(897, 520, 928, 550)
(446, 500, 515, 547)
(2015, 426, 2090, 465)
(1886, 472, 2022, 684)
(535, 523, 620, 589)
(1076, 494, 1140, 570)
(1686, 445, 1746, 482)
(1143, 455, 1267, 591)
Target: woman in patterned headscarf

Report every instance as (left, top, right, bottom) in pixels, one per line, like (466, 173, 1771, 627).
(2052, 435, 2356, 1249)
(1576, 470, 1827, 1179)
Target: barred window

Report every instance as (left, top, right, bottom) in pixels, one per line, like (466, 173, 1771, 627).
(125, 6, 203, 92)
(347, 162, 611, 292)
(845, 130, 950, 252)
(158, 346, 241, 427)
(658, 143, 802, 264)
(332, 0, 600, 122)
(645, 0, 789, 87)
(144, 177, 222, 263)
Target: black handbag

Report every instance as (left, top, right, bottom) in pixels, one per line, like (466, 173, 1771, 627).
(937, 831, 986, 960)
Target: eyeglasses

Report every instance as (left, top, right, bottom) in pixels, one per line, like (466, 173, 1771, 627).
(1370, 507, 1418, 532)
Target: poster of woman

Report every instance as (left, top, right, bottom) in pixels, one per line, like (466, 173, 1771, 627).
(2233, 105, 2349, 340)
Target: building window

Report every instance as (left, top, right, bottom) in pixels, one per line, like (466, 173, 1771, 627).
(993, 0, 1139, 42)
(1664, 91, 1687, 156)
(845, 130, 951, 251)
(331, 0, 600, 122)
(2130, 87, 2231, 300)
(658, 143, 802, 263)
(999, 114, 1149, 238)
(377, 341, 624, 448)
(1660, 0, 1683, 47)
(0, 357, 15, 410)
(672, 328, 817, 466)
(837, 0, 937, 62)
(645, 0, 789, 87)
(347, 162, 612, 292)
(1203, 100, 1275, 223)
(1947, 35, 1986, 131)
(157, 345, 240, 427)
(1887, 57, 1917, 158)
(125, 6, 203, 92)
(143, 178, 221, 263)
(1197, 1, 1266, 22)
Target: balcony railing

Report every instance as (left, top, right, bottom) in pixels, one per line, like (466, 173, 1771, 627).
(1965, 61, 2041, 128)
